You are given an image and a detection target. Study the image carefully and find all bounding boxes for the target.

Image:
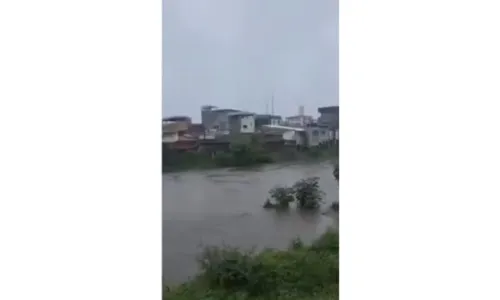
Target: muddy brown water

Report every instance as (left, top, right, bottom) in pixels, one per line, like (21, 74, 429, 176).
(163, 162, 339, 284)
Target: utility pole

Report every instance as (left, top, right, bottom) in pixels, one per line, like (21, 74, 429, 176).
(271, 92, 275, 115)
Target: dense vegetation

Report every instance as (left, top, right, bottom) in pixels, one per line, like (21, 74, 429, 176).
(163, 140, 338, 172)
(263, 177, 325, 210)
(164, 230, 339, 300)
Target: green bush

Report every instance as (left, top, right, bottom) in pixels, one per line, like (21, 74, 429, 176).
(213, 152, 235, 167)
(264, 186, 295, 209)
(164, 230, 339, 300)
(264, 177, 328, 211)
(292, 177, 325, 210)
(212, 143, 274, 168)
(197, 246, 261, 291)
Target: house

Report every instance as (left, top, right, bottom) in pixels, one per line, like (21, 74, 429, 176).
(255, 114, 282, 130)
(200, 105, 240, 134)
(304, 124, 334, 147)
(261, 124, 307, 146)
(228, 112, 256, 134)
(317, 106, 339, 129)
(285, 115, 314, 127)
(162, 116, 203, 150)
(162, 116, 191, 142)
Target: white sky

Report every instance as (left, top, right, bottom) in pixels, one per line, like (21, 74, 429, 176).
(163, 0, 338, 121)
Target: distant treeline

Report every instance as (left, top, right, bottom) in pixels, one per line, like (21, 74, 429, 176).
(162, 139, 338, 172)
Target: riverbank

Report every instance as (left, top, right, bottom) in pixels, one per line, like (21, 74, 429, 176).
(164, 230, 339, 300)
(163, 146, 338, 173)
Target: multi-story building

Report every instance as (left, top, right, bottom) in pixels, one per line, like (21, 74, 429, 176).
(304, 124, 334, 147)
(201, 105, 240, 134)
(317, 106, 339, 129)
(228, 112, 256, 134)
(255, 114, 282, 130)
(285, 115, 314, 127)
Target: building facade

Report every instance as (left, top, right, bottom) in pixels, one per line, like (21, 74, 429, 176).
(285, 115, 314, 127)
(201, 106, 240, 134)
(255, 114, 282, 130)
(228, 112, 256, 134)
(317, 106, 339, 129)
(305, 124, 334, 147)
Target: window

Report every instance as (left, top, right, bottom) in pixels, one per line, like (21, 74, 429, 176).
(242, 125, 248, 129)
(312, 130, 319, 136)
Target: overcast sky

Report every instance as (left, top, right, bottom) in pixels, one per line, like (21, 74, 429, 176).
(163, 0, 338, 121)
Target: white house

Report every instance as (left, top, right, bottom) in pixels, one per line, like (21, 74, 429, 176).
(305, 125, 334, 147)
(285, 115, 314, 127)
(261, 124, 307, 146)
(228, 112, 256, 134)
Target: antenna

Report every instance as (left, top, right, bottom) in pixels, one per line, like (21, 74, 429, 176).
(271, 92, 275, 115)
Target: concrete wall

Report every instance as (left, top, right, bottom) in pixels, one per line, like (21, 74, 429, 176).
(201, 107, 235, 133)
(282, 130, 306, 146)
(318, 107, 339, 129)
(305, 127, 333, 147)
(213, 113, 231, 133)
(229, 115, 255, 133)
(163, 132, 179, 143)
(240, 115, 255, 133)
(285, 115, 313, 127)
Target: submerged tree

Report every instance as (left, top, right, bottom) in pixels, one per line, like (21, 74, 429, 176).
(292, 177, 325, 210)
(333, 164, 339, 182)
(263, 186, 295, 209)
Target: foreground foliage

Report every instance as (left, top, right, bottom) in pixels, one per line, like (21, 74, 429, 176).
(164, 230, 339, 300)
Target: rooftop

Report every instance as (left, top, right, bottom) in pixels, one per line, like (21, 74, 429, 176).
(261, 124, 305, 132)
(318, 106, 339, 113)
(286, 115, 313, 119)
(163, 116, 191, 122)
(228, 111, 255, 117)
(256, 114, 282, 119)
(213, 108, 240, 113)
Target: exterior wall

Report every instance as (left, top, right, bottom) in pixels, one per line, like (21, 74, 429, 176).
(305, 127, 333, 147)
(255, 116, 282, 129)
(282, 130, 306, 146)
(213, 113, 231, 133)
(229, 115, 255, 133)
(229, 116, 241, 133)
(270, 118, 281, 126)
(318, 106, 339, 129)
(240, 115, 255, 133)
(163, 121, 189, 133)
(201, 107, 238, 133)
(282, 130, 295, 141)
(201, 109, 217, 130)
(285, 115, 313, 127)
(163, 132, 179, 143)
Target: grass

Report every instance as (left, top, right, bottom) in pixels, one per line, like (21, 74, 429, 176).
(164, 230, 339, 300)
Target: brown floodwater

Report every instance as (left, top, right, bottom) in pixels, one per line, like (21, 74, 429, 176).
(162, 161, 339, 284)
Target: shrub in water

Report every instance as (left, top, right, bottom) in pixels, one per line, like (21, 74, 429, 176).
(333, 164, 339, 181)
(292, 177, 325, 210)
(265, 186, 295, 209)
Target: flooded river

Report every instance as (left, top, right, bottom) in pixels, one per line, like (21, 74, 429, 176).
(163, 162, 339, 284)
